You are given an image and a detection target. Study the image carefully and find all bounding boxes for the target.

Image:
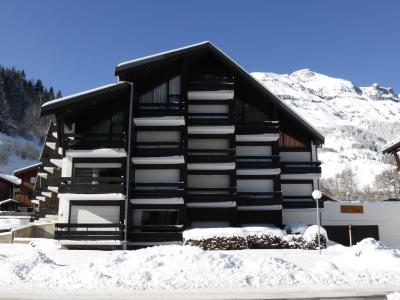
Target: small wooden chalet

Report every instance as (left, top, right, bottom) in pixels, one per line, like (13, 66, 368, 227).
(0, 174, 20, 203)
(382, 138, 400, 170)
(37, 42, 325, 249)
(13, 163, 41, 207)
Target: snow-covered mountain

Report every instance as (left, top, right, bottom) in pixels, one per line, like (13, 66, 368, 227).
(253, 69, 400, 187)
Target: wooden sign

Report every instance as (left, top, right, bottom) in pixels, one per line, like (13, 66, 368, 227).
(340, 205, 364, 214)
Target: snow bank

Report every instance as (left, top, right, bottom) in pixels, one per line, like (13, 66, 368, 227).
(303, 225, 328, 243)
(284, 223, 309, 235)
(387, 292, 400, 300)
(0, 239, 399, 292)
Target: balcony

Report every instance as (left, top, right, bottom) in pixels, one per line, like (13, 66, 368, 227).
(129, 225, 183, 243)
(54, 223, 123, 240)
(132, 141, 185, 157)
(136, 101, 186, 117)
(280, 161, 322, 174)
(187, 149, 235, 163)
(236, 155, 280, 168)
(237, 191, 282, 206)
(188, 113, 232, 125)
(187, 187, 236, 203)
(235, 121, 279, 134)
(58, 177, 124, 193)
(132, 182, 185, 198)
(64, 133, 126, 150)
(282, 196, 323, 208)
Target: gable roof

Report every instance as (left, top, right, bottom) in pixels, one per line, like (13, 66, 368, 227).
(13, 162, 42, 177)
(41, 82, 131, 117)
(0, 174, 21, 186)
(382, 137, 400, 154)
(116, 41, 324, 144)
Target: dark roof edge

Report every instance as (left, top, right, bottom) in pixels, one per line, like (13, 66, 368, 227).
(13, 162, 42, 176)
(40, 82, 131, 117)
(382, 137, 400, 154)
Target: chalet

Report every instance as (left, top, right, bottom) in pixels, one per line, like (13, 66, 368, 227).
(0, 174, 20, 203)
(13, 163, 41, 208)
(37, 42, 324, 249)
(382, 138, 400, 170)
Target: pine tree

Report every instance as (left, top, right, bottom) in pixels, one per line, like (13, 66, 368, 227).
(0, 77, 10, 132)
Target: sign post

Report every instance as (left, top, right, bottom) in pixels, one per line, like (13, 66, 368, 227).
(312, 190, 322, 255)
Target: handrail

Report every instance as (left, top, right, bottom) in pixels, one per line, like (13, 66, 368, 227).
(55, 223, 123, 229)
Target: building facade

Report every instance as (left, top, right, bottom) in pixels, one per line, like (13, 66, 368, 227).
(37, 42, 324, 248)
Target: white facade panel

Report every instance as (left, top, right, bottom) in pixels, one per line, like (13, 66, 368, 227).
(237, 179, 274, 192)
(188, 174, 229, 188)
(280, 151, 311, 162)
(188, 104, 229, 114)
(189, 139, 229, 150)
(281, 183, 313, 196)
(135, 169, 180, 183)
(236, 146, 272, 156)
(70, 206, 120, 225)
(282, 208, 317, 225)
(137, 131, 180, 142)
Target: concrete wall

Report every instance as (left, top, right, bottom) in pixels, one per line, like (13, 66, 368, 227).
(322, 201, 400, 248)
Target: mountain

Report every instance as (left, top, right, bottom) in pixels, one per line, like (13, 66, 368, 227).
(0, 65, 61, 174)
(252, 69, 400, 190)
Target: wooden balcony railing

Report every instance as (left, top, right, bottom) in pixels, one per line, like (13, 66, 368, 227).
(132, 182, 185, 198)
(58, 177, 124, 193)
(280, 161, 322, 174)
(129, 225, 183, 242)
(187, 187, 236, 202)
(237, 191, 282, 206)
(235, 121, 280, 134)
(236, 155, 280, 168)
(64, 133, 126, 150)
(135, 101, 186, 117)
(54, 223, 123, 240)
(187, 149, 235, 163)
(132, 141, 184, 156)
(187, 113, 232, 125)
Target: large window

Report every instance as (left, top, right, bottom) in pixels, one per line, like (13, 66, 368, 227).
(139, 76, 181, 106)
(236, 99, 269, 124)
(73, 163, 122, 184)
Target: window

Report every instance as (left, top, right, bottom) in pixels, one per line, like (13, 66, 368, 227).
(83, 110, 125, 137)
(30, 177, 36, 184)
(139, 76, 181, 107)
(236, 99, 269, 124)
(134, 209, 179, 226)
(73, 163, 122, 184)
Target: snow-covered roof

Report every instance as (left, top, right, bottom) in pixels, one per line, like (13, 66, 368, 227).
(0, 198, 21, 206)
(41, 82, 131, 116)
(382, 137, 400, 154)
(13, 162, 41, 176)
(0, 174, 21, 186)
(115, 41, 325, 144)
(65, 148, 127, 158)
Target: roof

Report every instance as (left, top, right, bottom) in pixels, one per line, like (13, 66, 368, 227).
(41, 82, 131, 117)
(0, 174, 21, 186)
(382, 137, 400, 154)
(116, 41, 324, 144)
(13, 162, 42, 176)
(0, 198, 21, 206)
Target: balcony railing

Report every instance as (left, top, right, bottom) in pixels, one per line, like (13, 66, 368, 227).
(235, 121, 279, 134)
(129, 225, 183, 242)
(54, 223, 123, 240)
(280, 161, 322, 174)
(132, 182, 185, 198)
(236, 155, 280, 168)
(58, 177, 124, 193)
(136, 101, 186, 117)
(187, 149, 235, 163)
(282, 196, 323, 208)
(132, 141, 184, 156)
(64, 133, 126, 150)
(187, 187, 236, 202)
(187, 113, 232, 125)
(237, 191, 282, 206)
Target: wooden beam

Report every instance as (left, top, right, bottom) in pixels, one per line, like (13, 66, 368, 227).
(394, 151, 400, 170)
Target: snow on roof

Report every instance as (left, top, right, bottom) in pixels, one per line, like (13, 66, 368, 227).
(132, 155, 185, 165)
(116, 41, 210, 71)
(0, 198, 20, 206)
(42, 82, 128, 109)
(382, 136, 400, 154)
(58, 193, 125, 201)
(65, 148, 127, 158)
(13, 162, 41, 176)
(0, 174, 21, 186)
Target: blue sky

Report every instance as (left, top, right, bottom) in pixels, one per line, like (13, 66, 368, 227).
(0, 1, 399, 95)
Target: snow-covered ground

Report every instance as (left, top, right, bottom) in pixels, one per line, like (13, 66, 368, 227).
(253, 69, 400, 188)
(0, 238, 399, 299)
